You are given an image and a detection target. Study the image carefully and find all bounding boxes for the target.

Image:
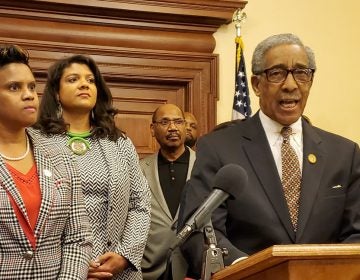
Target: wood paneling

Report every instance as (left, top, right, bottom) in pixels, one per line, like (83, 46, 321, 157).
(0, 0, 247, 157)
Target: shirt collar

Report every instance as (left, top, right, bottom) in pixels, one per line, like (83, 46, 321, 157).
(158, 146, 190, 164)
(259, 110, 302, 147)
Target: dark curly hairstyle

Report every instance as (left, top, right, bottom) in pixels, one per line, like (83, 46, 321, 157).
(0, 44, 30, 69)
(35, 54, 124, 141)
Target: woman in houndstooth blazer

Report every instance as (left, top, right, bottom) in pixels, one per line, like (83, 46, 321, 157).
(0, 45, 92, 279)
(35, 54, 151, 279)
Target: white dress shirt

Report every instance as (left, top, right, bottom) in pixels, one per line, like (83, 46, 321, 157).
(259, 110, 303, 179)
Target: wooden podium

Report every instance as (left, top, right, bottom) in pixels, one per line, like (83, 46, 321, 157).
(211, 244, 360, 280)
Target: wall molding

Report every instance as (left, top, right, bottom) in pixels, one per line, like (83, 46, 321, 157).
(0, 0, 247, 156)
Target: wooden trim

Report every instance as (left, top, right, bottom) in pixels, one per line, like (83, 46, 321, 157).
(212, 244, 360, 280)
(0, 0, 247, 155)
(0, 0, 247, 53)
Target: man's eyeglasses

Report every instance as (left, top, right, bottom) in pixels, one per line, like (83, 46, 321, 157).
(259, 68, 315, 83)
(153, 118, 185, 127)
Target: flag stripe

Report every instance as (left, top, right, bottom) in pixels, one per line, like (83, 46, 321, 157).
(232, 36, 251, 120)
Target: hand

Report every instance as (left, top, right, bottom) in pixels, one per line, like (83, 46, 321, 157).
(87, 252, 129, 279)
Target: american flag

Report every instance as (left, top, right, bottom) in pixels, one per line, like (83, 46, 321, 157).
(232, 36, 252, 120)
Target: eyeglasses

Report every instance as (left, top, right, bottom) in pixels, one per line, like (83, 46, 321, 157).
(260, 68, 315, 83)
(153, 118, 185, 127)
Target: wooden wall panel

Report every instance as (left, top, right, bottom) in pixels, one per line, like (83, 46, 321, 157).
(0, 0, 247, 157)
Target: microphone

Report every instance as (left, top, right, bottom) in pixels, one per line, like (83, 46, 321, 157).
(173, 164, 248, 250)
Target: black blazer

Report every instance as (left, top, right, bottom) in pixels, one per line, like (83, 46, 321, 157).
(178, 112, 360, 278)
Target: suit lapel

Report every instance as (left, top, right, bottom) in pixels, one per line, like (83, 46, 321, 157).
(0, 158, 29, 224)
(0, 161, 36, 250)
(0, 156, 32, 249)
(242, 114, 296, 240)
(173, 149, 196, 222)
(144, 153, 172, 220)
(187, 149, 196, 179)
(98, 138, 117, 197)
(0, 131, 56, 246)
(30, 134, 56, 240)
(98, 138, 120, 236)
(296, 121, 325, 241)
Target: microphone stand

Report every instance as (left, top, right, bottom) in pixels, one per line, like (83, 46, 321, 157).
(162, 248, 173, 280)
(201, 221, 228, 280)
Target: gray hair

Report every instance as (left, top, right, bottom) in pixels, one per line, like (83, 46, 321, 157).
(251, 33, 316, 74)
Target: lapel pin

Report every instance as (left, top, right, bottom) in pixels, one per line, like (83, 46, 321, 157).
(308, 154, 317, 164)
(43, 169, 52, 177)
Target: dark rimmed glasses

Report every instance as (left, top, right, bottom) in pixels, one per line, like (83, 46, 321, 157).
(153, 118, 186, 127)
(259, 68, 315, 83)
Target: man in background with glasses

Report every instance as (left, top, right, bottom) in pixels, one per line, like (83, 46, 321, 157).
(178, 33, 360, 279)
(140, 104, 196, 280)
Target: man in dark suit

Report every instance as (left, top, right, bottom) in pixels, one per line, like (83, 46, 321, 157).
(178, 33, 360, 278)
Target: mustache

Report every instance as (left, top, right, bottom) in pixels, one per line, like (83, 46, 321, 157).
(280, 94, 301, 100)
(166, 133, 181, 139)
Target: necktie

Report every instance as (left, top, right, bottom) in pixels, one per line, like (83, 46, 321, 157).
(281, 126, 301, 231)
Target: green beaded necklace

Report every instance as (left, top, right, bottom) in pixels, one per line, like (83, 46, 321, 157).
(67, 131, 92, 155)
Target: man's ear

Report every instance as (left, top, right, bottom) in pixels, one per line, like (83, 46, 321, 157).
(309, 79, 314, 88)
(251, 75, 261, 97)
(150, 123, 155, 137)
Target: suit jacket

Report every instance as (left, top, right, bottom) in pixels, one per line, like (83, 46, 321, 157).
(179, 112, 360, 278)
(47, 133, 152, 280)
(140, 148, 196, 280)
(96, 136, 151, 280)
(0, 128, 92, 279)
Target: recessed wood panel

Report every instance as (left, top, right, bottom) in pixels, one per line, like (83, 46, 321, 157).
(115, 113, 156, 158)
(111, 82, 186, 158)
(0, 0, 247, 155)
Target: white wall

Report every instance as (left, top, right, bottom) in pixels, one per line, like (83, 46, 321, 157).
(214, 0, 360, 143)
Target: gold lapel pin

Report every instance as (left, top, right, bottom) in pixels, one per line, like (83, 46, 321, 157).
(308, 154, 317, 164)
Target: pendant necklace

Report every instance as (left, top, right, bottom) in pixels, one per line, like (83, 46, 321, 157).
(0, 135, 30, 161)
(67, 130, 92, 156)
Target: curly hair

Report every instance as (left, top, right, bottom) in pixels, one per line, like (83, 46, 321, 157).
(0, 44, 30, 69)
(35, 54, 125, 141)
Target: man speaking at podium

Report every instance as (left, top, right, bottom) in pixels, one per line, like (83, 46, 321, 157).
(177, 33, 360, 278)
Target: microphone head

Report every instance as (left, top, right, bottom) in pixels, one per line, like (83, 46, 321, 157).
(213, 164, 248, 199)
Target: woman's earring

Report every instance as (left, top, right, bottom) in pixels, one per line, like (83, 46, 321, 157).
(91, 109, 95, 121)
(57, 104, 63, 119)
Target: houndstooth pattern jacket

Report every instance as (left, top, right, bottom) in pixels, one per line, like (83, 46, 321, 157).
(45, 132, 152, 280)
(0, 128, 93, 279)
(96, 135, 151, 279)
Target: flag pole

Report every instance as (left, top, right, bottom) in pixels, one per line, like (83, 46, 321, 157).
(233, 8, 247, 38)
(231, 8, 252, 120)
(232, 8, 247, 72)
